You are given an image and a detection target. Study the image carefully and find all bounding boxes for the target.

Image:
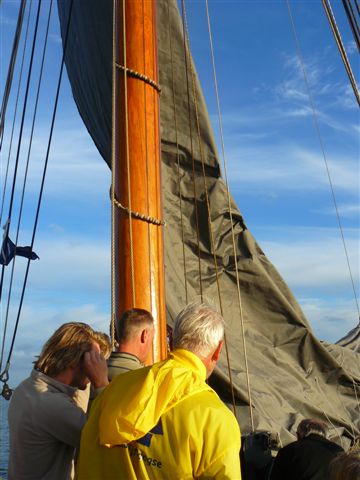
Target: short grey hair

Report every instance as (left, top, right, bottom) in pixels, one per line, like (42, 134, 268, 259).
(172, 300, 225, 357)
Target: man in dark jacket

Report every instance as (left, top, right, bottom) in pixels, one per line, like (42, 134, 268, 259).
(270, 418, 343, 480)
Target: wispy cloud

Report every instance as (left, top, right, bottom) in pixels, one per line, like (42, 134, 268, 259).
(312, 202, 360, 219)
(260, 229, 359, 292)
(299, 297, 358, 343)
(226, 143, 359, 195)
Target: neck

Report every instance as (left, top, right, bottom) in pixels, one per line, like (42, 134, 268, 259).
(117, 342, 142, 361)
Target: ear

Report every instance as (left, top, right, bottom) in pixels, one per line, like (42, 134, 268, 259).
(140, 329, 147, 344)
(212, 340, 223, 362)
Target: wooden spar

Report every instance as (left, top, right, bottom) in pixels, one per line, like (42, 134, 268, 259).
(113, 0, 167, 362)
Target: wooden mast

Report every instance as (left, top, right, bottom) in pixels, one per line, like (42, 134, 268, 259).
(113, 0, 167, 362)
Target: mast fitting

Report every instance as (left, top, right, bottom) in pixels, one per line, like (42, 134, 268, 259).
(113, 197, 165, 226)
(115, 63, 161, 93)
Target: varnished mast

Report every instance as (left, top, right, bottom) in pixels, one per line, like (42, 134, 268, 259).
(113, 0, 167, 362)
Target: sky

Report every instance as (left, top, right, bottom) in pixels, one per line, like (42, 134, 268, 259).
(0, 0, 359, 388)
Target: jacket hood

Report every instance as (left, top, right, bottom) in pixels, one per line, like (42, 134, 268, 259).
(98, 349, 213, 446)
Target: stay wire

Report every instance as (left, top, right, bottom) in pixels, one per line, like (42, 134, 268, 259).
(0, 0, 41, 310)
(322, 0, 360, 106)
(110, 0, 116, 349)
(0, 0, 53, 374)
(182, 1, 237, 417)
(286, 0, 360, 320)
(205, 0, 255, 431)
(0, 0, 33, 229)
(0, 0, 74, 381)
(142, 0, 153, 324)
(0, 0, 26, 151)
(167, 1, 189, 303)
(342, 0, 360, 51)
(180, 0, 203, 300)
(122, 0, 136, 307)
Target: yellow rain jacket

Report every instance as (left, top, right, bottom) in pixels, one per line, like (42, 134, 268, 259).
(76, 349, 241, 479)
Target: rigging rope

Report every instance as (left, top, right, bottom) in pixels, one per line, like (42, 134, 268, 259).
(167, 1, 189, 304)
(286, 0, 360, 321)
(180, 0, 203, 300)
(110, 0, 116, 349)
(322, 0, 360, 106)
(0, 0, 26, 151)
(0, 0, 33, 229)
(205, 0, 255, 432)
(0, 0, 74, 389)
(0, 0, 53, 374)
(122, 0, 136, 307)
(0, 0, 42, 309)
(181, 0, 237, 418)
(342, 0, 360, 52)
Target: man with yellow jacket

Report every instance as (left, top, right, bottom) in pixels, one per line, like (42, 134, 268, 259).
(76, 300, 242, 479)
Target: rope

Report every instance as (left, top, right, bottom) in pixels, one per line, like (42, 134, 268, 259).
(342, 0, 360, 52)
(205, 0, 255, 432)
(0, 0, 26, 151)
(141, 0, 153, 326)
(167, 1, 189, 303)
(122, 0, 136, 307)
(182, 0, 237, 418)
(180, 1, 203, 300)
(115, 63, 161, 93)
(0, 0, 74, 388)
(0, 0, 53, 374)
(314, 377, 346, 448)
(286, 0, 360, 321)
(110, 0, 117, 350)
(0, 0, 33, 229)
(322, 0, 360, 106)
(0, 0, 42, 308)
(113, 196, 165, 226)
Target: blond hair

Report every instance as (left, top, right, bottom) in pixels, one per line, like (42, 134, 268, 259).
(330, 450, 360, 480)
(35, 322, 110, 376)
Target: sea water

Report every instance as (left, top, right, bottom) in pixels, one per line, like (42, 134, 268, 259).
(0, 398, 9, 479)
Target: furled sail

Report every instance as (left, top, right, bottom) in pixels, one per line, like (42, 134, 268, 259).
(57, 0, 359, 446)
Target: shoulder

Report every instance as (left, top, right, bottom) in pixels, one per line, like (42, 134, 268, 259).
(179, 389, 240, 436)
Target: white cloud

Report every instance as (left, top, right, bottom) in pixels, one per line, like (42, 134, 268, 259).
(226, 143, 359, 195)
(260, 229, 359, 292)
(312, 202, 360, 219)
(299, 297, 358, 343)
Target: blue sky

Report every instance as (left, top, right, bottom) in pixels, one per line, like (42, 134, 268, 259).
(0, 0, 359, 387)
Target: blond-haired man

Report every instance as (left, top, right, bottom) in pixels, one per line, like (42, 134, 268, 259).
(76, 301, 241, 479)
(8, 322, 110, 480)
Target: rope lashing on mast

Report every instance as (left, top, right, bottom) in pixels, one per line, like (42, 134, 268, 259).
(115, 63, 161, 93)
(113, 196, 165, 226)
(286, 0, 360, 321)
(322, 0, 360, 106)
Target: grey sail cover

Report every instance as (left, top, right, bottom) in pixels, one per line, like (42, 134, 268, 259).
(57, 0, 360, 446)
